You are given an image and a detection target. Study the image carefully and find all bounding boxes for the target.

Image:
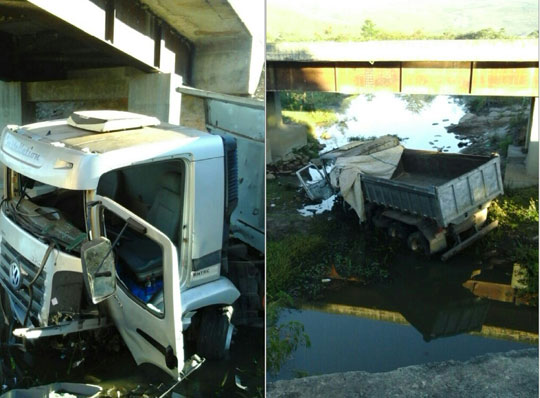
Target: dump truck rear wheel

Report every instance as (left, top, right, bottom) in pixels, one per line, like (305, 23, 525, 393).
(407, 231, 429, 255)
(387, 222, 406, 239)
(197, 307, 233, 360)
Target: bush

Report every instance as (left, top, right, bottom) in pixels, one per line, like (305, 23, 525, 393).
(266, 292, 311, 376)
(485, 187, 539, 302)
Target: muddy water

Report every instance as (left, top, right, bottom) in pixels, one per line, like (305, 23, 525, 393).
(4, 326, 263, 397)
(316, 94, 467, 153)
(270, 253, 538, 381)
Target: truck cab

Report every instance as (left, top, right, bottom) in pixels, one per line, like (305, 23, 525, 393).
(0, 110, 240, 380)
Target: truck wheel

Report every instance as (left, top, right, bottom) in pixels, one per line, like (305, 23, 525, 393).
(407, 231, 429, 255)
(387, 222, 405, 239)
(197, 306, 233, 360)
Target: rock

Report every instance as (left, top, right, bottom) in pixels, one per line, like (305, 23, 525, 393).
(432, 122, 439, 125)
(267, 173, 276, 180)
(489, 127, 509, 139)
(457, 142, 469, 148)
(458, 113, 477, 125)
(494, 116, 512, 125)
(488, 110, 502, 119)
(442, 119, 449, 122)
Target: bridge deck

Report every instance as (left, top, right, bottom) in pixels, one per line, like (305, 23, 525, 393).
(267, 40, 539, 96)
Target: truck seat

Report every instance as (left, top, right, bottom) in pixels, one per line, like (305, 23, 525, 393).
(117, 172, 182, 282)
(97, 170, 122, 200)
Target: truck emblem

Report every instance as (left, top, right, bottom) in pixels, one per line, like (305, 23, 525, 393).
(9, 262, 22, 290)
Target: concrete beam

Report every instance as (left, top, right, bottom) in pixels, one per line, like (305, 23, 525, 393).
(25, 0, 191, 76)
(139, 0, 264, 95)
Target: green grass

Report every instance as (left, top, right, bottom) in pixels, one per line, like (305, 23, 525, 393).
(482, 187, 539, 302)
(282, 110, 338, 129)
(279, 92, 353, 112)
(267, 195, 394, 300)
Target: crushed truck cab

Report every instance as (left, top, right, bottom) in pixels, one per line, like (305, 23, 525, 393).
(0, 110, 240, 380)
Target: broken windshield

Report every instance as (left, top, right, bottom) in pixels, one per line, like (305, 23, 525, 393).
(3, 169, 88, 253)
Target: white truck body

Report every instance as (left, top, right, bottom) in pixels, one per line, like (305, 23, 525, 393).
(0, 110, 241, 380)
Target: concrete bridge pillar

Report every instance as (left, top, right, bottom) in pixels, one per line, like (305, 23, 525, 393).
(266, 91, 308, 164)
(525, 98, 538, 178)
(0, 81, 22, 128)
(128, 73, 183, 125)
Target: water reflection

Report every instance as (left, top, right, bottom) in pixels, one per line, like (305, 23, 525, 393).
(270, 254, 538, 381)
(315, 93, 467, 152)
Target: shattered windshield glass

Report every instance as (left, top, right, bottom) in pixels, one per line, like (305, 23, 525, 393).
(4, 170, 87, 253)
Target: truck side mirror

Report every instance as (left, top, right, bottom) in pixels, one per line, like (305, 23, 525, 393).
(81, 237, 117, 304)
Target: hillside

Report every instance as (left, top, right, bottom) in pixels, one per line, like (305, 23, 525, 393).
(267, 0, 539, 42)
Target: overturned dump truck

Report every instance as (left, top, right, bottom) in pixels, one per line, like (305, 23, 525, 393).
(0, 110, 256, 381)
(297, 136, 504, 261)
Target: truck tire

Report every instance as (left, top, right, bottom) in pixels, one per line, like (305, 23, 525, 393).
(197, 307, 233, 360)
(387, 222, 406, 239)
(407, 231, 429, 255)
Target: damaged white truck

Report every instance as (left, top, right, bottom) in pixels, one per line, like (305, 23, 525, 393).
(297, 136, 504, 261)
(0, 110, 257, 381)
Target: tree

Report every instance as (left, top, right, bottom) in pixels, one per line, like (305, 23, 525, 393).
(361, 19, 377, 39)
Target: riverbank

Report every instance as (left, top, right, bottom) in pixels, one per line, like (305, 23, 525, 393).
(267, 348, 539, 398)
(445, 97, 530, 156)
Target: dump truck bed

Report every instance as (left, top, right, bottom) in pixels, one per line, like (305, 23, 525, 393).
(362, 149, 504, 227)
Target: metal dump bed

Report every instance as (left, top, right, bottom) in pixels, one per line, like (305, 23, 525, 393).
(362, 149, 504, 227)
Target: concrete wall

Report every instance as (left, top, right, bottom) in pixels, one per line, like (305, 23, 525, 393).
(2, 68, 184, 127)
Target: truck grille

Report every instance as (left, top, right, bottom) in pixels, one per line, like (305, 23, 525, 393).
(0, 240, 46, 316)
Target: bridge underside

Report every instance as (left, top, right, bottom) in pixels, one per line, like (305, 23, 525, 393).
(267, 61, 538, 97)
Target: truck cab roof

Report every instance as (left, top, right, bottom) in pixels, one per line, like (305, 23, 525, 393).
(1, 111, 224, 190)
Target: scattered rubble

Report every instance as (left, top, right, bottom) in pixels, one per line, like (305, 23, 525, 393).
(267, 140, 325, 175)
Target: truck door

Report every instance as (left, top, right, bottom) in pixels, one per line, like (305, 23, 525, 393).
(97, 195, 184, 380)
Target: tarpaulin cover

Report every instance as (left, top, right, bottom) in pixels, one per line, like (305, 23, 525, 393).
(330, 145, 404, 221)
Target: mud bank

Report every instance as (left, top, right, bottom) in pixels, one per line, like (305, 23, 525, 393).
(267, 348, 538, 398)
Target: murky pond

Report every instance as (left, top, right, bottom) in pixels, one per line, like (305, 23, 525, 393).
(269, 253, 538, 381)
(316, 93, 467, 153)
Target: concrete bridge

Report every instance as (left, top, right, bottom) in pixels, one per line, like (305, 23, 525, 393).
(267, 40, 538, 96)
(0, 0, 264, 127)
(0, 0, 265, 251)
(266, 40, 539, 182)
